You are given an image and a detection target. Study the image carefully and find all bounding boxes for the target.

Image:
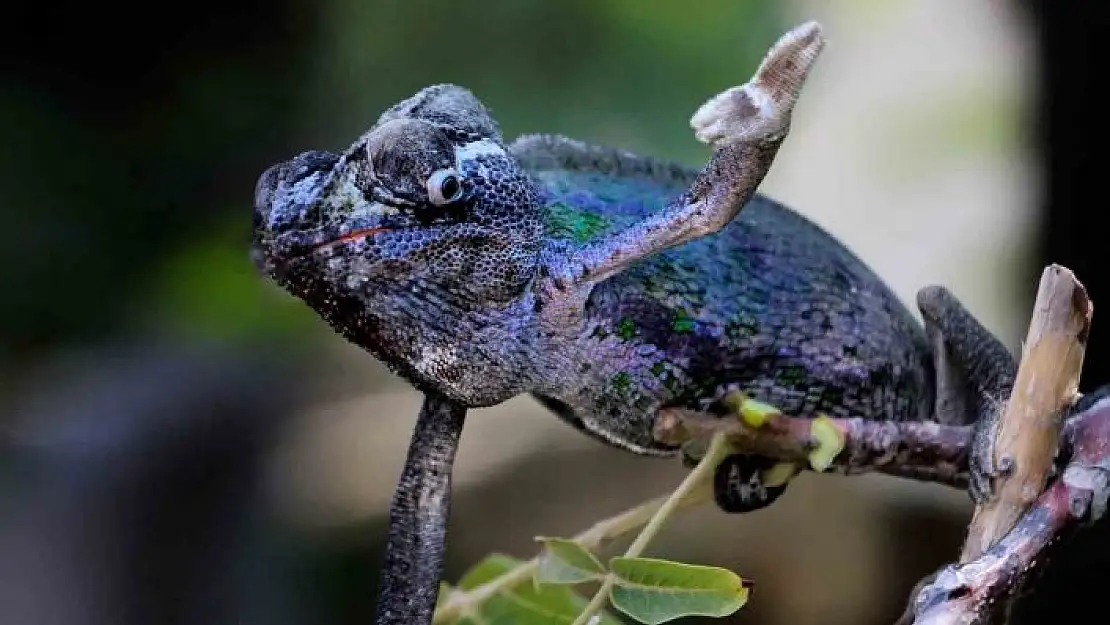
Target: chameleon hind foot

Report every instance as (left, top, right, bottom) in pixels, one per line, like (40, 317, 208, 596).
(714, 454, 792, 513)
(679, 392, 800, 514)
(680, 447, 792, 513)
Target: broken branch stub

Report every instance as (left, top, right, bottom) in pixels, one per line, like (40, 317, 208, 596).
(960, 264, 1092, 562)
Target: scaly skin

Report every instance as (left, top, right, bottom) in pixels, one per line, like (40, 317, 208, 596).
(518, 136, 937, 457)
(250, 22, 1015, 625)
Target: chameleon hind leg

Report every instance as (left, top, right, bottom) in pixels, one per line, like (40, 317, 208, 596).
(688, 286, 1020, 514)
(916, 285, 1018, 503)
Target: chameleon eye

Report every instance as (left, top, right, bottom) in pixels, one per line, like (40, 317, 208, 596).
(427, 169, 463, 206)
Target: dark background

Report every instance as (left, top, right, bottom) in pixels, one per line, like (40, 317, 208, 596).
(1, 1, 1107, 624)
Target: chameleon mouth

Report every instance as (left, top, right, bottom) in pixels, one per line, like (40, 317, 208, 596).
(312, 226, 392, 253)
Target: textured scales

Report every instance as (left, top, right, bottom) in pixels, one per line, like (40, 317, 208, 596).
(512, 136, 936, 454)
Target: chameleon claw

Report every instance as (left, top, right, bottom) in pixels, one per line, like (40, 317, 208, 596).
(808, 415, 844, 472)
(691, 21, 826, 148)
(761, 461, 801, 488)
(968, 405, 1003, 504)
(751, 21, 825, 110)
(723, 391, 781, 428)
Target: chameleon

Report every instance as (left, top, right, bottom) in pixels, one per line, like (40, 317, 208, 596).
(251, 22, 1016, 625)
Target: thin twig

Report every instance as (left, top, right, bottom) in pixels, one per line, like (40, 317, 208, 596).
(432, 470, 714, 623)
(654, 407, 971, 488)
(570, 432, 733, 625)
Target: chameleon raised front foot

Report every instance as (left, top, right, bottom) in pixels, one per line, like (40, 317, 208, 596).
(691, 21, 824, 149)
(547, 21, 826, 292)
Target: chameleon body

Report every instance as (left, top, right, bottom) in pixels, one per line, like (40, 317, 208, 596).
(520, 137, 936, 455)
(251, 23, 1013, 625)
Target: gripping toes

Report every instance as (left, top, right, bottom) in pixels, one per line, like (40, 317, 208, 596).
(691, 21, 825, 148)
(916, 285, 1017, 503)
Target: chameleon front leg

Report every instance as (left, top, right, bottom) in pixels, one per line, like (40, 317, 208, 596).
(546, 22, 825, 293)
(374, 393, 467, 625)
(916, 285, 1018, 503)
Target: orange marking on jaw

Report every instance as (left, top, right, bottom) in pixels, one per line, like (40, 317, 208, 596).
(318, 226, 390, 250)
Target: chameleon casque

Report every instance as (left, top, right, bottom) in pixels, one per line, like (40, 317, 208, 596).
(251, 22, 1015, 625)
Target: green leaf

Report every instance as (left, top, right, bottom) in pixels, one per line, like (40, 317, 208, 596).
(437, 582, 454, 609)
(534, 537, 607, 585)
(447, 554, 621, 625)
(607, 556, 749, 624)
(457, 553, 526, 590)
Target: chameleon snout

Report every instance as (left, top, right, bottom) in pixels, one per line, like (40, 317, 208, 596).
(253, 150, 340, 232)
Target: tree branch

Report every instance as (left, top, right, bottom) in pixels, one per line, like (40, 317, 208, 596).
(653, 404, 971, 489)
(902, 264, 1097, 625)
(907, 398, 1110, 625)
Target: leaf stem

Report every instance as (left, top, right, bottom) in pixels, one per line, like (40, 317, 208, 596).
(569, 432, 732, 625)
(432, 439, 722, 624)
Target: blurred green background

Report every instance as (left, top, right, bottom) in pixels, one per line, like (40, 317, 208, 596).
(4, 1, 1097, 625)
(0, 0, 783, 367)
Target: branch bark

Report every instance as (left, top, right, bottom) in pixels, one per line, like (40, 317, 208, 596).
(960, 264, 1092, 562)
(908, 397, 1110, 625)
(902, 264, 1097, 625)
(653, 405, 971, 489)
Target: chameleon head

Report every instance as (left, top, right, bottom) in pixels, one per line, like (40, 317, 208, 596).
(252, 83, 546, 313)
